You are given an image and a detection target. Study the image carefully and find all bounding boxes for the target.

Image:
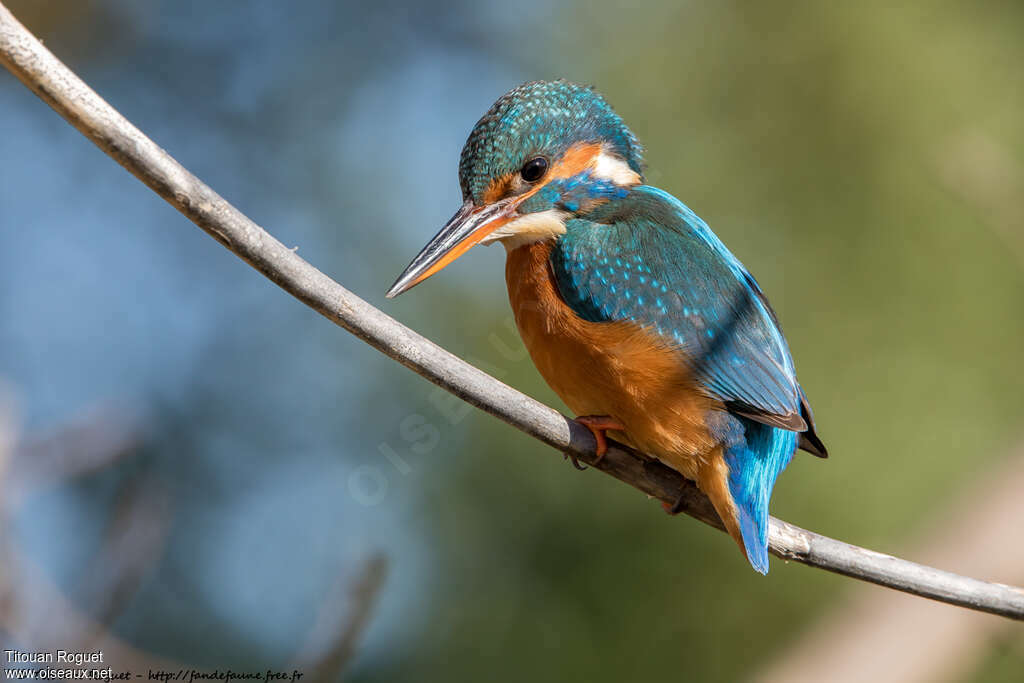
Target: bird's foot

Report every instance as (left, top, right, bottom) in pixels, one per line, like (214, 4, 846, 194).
(572, 415, 625, 465)
(661, 490, 688, 515)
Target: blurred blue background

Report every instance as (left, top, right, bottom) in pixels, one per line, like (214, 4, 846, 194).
(1, 1, 1023, 681)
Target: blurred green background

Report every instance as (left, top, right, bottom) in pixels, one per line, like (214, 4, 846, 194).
(1, 1, 1022, 681)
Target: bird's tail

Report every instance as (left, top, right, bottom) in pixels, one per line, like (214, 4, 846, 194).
(702, 419, 798, 574)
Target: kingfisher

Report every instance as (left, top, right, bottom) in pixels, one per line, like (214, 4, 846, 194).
(386, 80, 827, 574)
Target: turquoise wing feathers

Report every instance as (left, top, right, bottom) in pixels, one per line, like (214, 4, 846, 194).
(551, 186, 805, 430)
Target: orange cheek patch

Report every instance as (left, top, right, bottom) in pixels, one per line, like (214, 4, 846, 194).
(549, 142, 602, 179)
(484, 143, 602, 206)
(502, 143, 602, 210)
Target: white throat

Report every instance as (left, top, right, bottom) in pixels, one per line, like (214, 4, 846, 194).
(481, 208, 569, 250)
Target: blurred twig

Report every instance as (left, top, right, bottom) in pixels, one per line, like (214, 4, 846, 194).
(0, 386, 20, 627)
(2, 1, 1024, 620)
(0, 394, 179, 670)
(78, 474, 171, 630)
(295, 553, 389, 680)
(7, 404, 141, 507)
(1, 404, 163, 629)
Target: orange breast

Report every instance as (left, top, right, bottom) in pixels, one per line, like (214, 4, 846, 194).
(505, 241, 723, 482)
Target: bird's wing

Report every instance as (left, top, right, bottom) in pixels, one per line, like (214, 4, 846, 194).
(551, 186, 806, 431)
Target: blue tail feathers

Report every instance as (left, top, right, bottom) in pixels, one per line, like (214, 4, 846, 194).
(721, 417, 798, 574)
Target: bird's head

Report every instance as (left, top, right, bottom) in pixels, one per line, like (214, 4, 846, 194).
(386, 80, 644, 298)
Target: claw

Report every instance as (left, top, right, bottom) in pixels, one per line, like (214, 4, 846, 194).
(564, 452, 588, 471)
(573, 415, 625, 465)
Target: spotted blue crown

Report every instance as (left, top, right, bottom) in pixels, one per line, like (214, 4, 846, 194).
(458, 80, 645, 204)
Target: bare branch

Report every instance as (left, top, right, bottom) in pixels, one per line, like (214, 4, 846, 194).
(2, 2, 1023, 620)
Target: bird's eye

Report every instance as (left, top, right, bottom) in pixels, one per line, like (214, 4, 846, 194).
(519, 157, 548, 183)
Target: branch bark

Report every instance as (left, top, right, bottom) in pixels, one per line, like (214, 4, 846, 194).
(2, 2, 1023, 621)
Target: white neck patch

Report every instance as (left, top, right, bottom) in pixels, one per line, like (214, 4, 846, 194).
(591, 150, 642, 186)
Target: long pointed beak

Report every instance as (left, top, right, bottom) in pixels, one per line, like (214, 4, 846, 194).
(385, 199, 515, 298)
